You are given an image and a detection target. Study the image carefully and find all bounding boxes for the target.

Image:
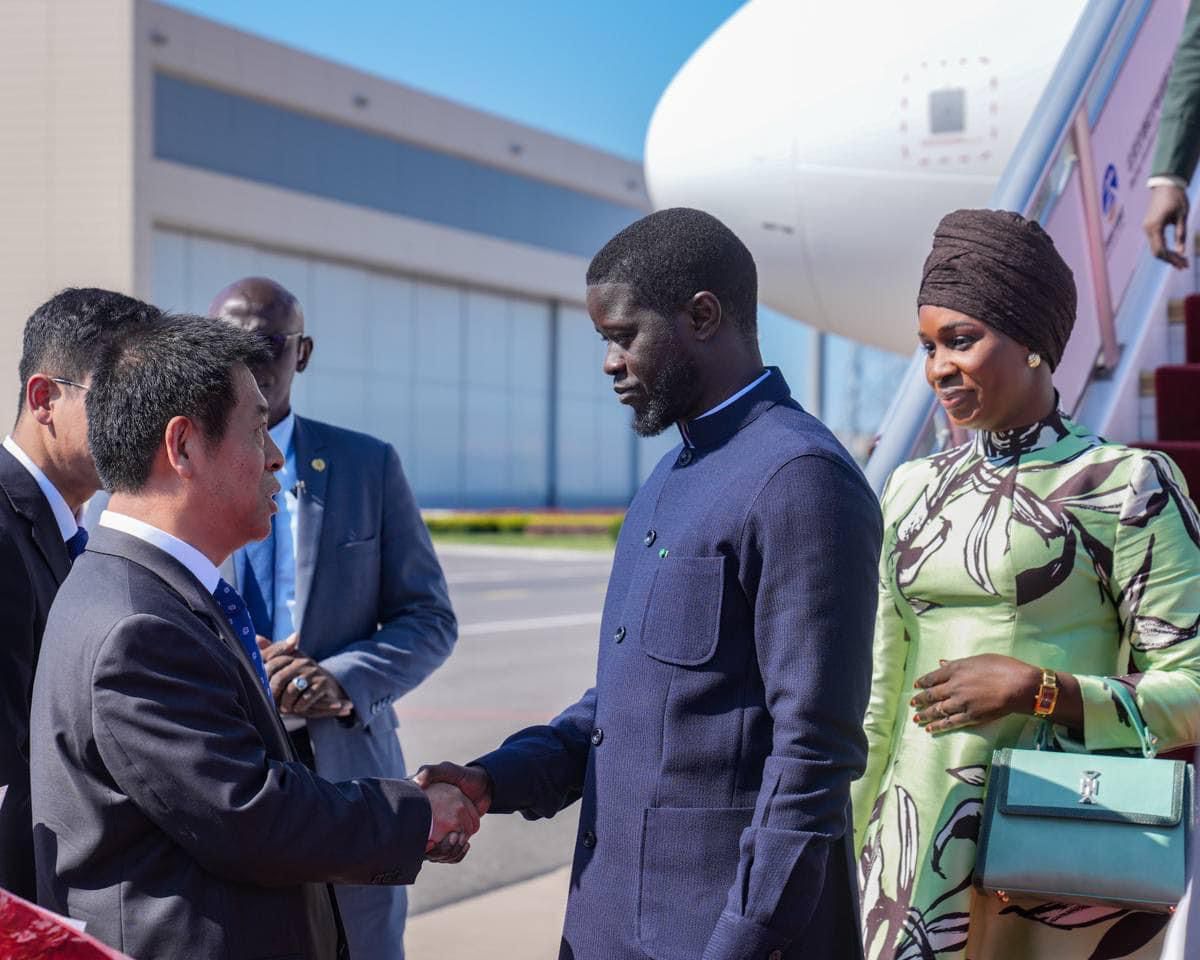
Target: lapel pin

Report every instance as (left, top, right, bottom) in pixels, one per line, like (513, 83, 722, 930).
(311, 457, 326, 472)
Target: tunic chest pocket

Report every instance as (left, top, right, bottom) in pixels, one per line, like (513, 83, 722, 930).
(640, 556, 726, 666)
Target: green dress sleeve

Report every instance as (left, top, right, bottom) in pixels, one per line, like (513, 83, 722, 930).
(852, 468, 912, 854)
(1076, 451, 1200, 751)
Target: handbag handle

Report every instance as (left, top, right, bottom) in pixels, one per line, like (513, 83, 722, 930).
(1102, 679, 1159, 759)
(1034, 680, 1159, 759)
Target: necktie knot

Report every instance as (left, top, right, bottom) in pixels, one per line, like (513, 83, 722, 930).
(67, 526, 89, 562)
(214, 578, 273, 698)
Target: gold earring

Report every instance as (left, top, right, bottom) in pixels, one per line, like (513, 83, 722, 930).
(1027, 353, 1042, 369)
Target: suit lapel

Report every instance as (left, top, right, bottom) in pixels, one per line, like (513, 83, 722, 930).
(292, 416, 328, 637)
(0, 447, 70, 584)
(87, 527, 296, 756)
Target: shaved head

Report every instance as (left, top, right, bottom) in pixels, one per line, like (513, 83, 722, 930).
(209, 276, 312, 427)
(209, 276, 304, 333)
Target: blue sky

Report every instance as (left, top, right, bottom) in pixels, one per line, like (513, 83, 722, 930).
(162, 1, 744, 162)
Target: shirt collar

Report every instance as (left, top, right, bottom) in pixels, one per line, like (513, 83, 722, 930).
(99, 510, 221, 594)
(2, 436, 79, 542)
(677, 367, 791, 450)
(973, 403, 1072, 464)
(269, 411, 296, 460)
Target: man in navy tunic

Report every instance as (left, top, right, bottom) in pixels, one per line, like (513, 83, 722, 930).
(419, 208, 881, 960)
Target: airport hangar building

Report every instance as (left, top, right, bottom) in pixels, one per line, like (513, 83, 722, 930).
(1, 0, 814, 508)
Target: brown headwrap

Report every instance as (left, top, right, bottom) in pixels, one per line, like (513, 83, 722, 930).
(917, 209, 1076, 369)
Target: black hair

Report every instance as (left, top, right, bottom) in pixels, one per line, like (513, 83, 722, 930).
(87, 313, 272, 493)
(15, 288, 162, 423)
(586, 207, 758, 339)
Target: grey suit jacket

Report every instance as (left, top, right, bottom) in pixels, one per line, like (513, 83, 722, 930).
(228, 415, 456, 774)
(30, 527, 432, 960)
(225, 415, 456, 958)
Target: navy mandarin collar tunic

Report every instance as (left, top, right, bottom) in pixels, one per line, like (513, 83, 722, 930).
(477, 368, 882, 960)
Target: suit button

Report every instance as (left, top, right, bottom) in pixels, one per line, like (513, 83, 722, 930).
(643, 529, 657, 547)
(677, 449, 693, 466)
(614, 625, 626, 643)
(582, 830, 596, 848)
(591, 728, 604, 746)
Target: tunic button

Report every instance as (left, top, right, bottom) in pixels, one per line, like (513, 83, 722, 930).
(614, 625, 626, 643)
(643, 529, 657, 547)
(591, 728, 604, 746)
(677, 449, 693, 466)
(582, 830, 597, 849)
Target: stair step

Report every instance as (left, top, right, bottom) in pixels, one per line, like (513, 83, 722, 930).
(1155, 364, 1200, 441)
(1184, 294, 1200, 364)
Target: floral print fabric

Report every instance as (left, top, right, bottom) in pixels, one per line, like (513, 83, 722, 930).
(852, 411, 1200, 960)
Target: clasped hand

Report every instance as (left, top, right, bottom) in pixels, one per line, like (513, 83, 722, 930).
(414, 762, 493, 864)
(257, 634, 352, 718)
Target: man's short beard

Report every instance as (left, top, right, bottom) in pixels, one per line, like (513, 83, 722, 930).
(630, 351, 701, 437)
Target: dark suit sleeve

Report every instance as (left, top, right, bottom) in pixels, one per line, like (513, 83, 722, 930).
(0, 529, 37, 896)
(320, 444, 456, 726)
(702, 455, 881, 960)
(90, 612, 432, 887)
(471, 687, 596, 819)
(1152, 0, 1200, 181)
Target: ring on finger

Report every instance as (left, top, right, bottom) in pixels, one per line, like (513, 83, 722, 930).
(292, 676, 310, 693)
(934, 701, 948, 719)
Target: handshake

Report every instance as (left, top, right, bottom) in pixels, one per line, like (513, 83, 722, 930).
(415, 762, 493, 863)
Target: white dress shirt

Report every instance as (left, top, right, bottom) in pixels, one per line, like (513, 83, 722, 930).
(268, 411, 299, 642)
(2, 435, 79, 542)
(99, 510, 221, 594)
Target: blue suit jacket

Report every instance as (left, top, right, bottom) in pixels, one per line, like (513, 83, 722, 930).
(228, 415, 456, 957)
(476, 371, 881, 960)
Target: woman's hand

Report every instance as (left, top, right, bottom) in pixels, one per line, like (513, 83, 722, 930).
(911, 654, 1043, 733)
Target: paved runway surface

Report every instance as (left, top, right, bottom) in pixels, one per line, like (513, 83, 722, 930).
(400, 543, 614, 915)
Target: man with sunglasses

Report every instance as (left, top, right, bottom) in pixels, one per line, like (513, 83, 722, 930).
(0, 288, 160, 901)
(208, 276, 457, 960)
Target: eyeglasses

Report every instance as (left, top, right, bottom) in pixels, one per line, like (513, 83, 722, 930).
(50, 377, 89, 391)
(258, 332, 305, 359)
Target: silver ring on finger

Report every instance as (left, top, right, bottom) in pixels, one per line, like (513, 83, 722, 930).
(935, 701, 948, 719)
(292, 675, 310, 693)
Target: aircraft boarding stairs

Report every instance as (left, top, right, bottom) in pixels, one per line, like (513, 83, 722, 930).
(1138, 293, 1200, 490)
(866, 0, 1200, 499)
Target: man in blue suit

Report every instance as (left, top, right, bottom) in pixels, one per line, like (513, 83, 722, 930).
(210, 277, 458, 958)
(419, 208, 882, 959)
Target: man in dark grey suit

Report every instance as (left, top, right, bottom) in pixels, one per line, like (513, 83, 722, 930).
(209, 277, 457, 959)
(0, 289, 159, 901)
(30, 314, 478, 960)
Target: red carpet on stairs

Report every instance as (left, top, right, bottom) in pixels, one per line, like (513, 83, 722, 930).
(1131, 293, 1200, 496)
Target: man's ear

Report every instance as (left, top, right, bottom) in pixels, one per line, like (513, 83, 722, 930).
(687, 292, 723, 342)
(296, 336, 314, 374)
(24, 374, 58, 427)
(163, 415, 198, 479)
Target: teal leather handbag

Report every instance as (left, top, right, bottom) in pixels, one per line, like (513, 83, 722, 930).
(974, 680, 1193, 913)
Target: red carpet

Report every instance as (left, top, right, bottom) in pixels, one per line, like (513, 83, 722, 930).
(1133, 294, 1200, 496)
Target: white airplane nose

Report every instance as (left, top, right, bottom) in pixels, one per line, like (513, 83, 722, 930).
(644, 0, 1085, 353)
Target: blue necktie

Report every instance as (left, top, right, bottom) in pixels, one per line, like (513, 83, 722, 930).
(243, 514, 277, 635)
(67, 527, 88, 562)
(214, 578, 273, 698)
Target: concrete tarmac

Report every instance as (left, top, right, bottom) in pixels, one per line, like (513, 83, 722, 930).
(400, 543, 613, 921)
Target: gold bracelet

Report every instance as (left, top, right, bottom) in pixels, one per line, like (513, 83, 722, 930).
(1033, 668, 1059, 717)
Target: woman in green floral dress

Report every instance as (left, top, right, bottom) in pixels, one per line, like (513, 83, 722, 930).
(852, 209, 1200, 960)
